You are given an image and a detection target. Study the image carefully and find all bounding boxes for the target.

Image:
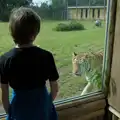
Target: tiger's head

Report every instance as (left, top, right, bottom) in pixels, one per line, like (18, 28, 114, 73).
(72, 51, 103, 77)
(72, 52, 90, 76)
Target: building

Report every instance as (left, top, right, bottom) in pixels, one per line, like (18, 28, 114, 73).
(67, 6, 107, 20)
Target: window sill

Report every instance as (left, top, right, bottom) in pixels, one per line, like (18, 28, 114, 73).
(56, 91, 106, 120)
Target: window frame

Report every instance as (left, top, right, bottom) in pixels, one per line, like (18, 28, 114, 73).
(54, 0, 112, 105)
(0, 0, 113, 119)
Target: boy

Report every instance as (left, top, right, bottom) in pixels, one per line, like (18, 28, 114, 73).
(0, 7, 59, 120)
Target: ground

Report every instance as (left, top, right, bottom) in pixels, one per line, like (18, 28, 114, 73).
(0, 20, 105, 103)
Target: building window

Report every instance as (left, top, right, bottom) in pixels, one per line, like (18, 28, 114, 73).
(85, 9, 88, 18)
(81, 9, 83, 18)
(92, 8, 95, 18)
(98, 9, 100, 18)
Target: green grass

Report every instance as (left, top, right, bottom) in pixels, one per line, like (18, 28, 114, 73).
(0, 20, 105, 102)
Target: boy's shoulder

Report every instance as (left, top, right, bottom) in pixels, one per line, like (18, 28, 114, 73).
(37, 47, 53, 58)
(0, 47, 54, 64)
(0, 48, 15, 64)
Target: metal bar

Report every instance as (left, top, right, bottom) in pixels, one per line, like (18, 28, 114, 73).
(89, 0, 91, 19)
(102, 0, 111, 92)
(54, 91, 103, 105)
(109, 106, 120, 119)
(76, 0, 78, 19)
(66, 0, 68, 20)
(104, 0, 106, 20)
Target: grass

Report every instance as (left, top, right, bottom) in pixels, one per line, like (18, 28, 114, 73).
(0, 20, 106, 103)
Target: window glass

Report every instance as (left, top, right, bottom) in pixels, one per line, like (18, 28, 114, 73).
(0, 0, 109, 115)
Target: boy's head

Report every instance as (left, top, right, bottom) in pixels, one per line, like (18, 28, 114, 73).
(9, 7, 41, 45)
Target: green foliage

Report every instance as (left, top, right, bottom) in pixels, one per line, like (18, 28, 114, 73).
(31, 3, 52, 20)
(77, 50, 103, 89)
(54, 21, 85, 31)
(0, 0, 32, 21)
(88, 69, 102, 89)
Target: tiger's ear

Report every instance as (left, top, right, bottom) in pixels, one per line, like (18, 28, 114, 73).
(72, 52, 77, 56)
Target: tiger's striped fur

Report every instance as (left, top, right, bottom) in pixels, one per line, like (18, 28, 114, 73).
(72, 50, 103, 90)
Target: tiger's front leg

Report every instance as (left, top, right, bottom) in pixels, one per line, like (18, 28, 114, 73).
(81, 82, 94, 96)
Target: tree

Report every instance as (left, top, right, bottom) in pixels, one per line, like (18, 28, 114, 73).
(0, 0, 33, 21)
(39, 2, 52, 19)
(49, 0, 67, 19)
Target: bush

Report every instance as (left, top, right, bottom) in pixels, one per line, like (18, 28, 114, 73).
(54, 21, 85, 31)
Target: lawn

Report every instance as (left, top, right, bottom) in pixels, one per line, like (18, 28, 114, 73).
(0, 20, 106, 102)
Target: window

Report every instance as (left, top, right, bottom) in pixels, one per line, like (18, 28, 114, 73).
(98, 9, 100, 18)
(81, 8, 83, 18)
(92, 8, 95, 18)
(85, 9, 88, 18)
(0, 0, 110, 116)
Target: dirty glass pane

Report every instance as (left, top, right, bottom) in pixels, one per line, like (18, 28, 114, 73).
(0, 0, 110, 117)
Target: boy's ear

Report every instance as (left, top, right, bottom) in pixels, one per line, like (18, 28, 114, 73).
(72, 52, 77, 56)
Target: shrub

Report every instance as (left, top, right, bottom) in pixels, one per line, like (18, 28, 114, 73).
(55, 23, 68, 31)
(54, 21, 85, 32)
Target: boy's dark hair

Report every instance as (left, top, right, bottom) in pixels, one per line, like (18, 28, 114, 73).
(9, 7, 41, 45)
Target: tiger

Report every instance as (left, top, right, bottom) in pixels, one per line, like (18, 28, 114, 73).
(72, 50, 103, 95)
